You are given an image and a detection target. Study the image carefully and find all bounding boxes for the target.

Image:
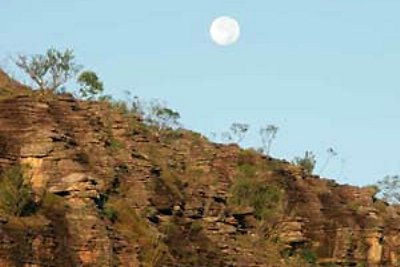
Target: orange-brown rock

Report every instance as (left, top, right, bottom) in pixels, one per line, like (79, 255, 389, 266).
(0, 70, 399, 266)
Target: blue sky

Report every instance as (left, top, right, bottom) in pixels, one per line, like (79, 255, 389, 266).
(1, 0, 400, 186)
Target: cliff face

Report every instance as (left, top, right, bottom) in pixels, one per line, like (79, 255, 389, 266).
(0, 72, 400, 266)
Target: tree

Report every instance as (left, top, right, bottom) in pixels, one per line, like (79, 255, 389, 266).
(146, 100, 180, 130)
(221, 131, 233, 143)
(293, 151, 317, 174)
(259, 124, 279, 155)
(77, 70, 104, 99)
(122, 91, 145, 118)
(0, 164, 33, 216)
(376, 175, 400, 204)
(319, 147, 338, 174)
(230, 123, 249, 144)
(15, 48, 80, 91)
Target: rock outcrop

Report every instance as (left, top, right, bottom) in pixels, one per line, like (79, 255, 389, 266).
(0, 71, 399, 266)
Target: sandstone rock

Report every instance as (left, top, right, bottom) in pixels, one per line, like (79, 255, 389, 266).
(20, 143, 53, 158)
(0, 215, 8, 224)
(366, 230, 384, 265)
(203, 216, 220, 223)
(1, 83, 400, 266)
(48, 172, 100, 198)
(216, 222, 237, 234)
(278, 218, 307, 245)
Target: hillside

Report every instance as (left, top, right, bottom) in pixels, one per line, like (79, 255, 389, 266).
(0, 70, 399, 267)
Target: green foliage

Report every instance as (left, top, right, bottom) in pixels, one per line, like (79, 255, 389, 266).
(293, 151, 317, 174)
(299, 249, 317, 265)
(237, 164, 257, 178)
(189, 221, 203, 233)
(230, 165, 282, 220)
(146, 100, 180, 130)
(98, 94, 113, 102)
(103, 206, 118, 223)
(0, 164, 34, 216)
(110, 100, 129, 114)
(77, 70, 104, 99)
(282, 248, 317, 266)
(15, 48, 80, 91)
(376, 175, 400, 204)
(40, 191, 67, 213)
(106, 138, 125, 152)
(105, 198, 169, 267)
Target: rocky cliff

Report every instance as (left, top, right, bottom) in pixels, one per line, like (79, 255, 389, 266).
(0, 70, 399, 267)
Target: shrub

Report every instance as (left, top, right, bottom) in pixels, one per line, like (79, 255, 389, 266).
(110, 100, 129, 114)
(77, 70, 104, 100)
(146, 100, 180, 130)
(282, 248, 317, 266)
(293, 151, 317, 174)
(40, 191, 67, 212)
(189, 221, 203, 233)
(230, 166, 282, 220)
(103, 206, 118, 223)
(15, 48, 80, 91)
(300, 249, 317, 265)
(106, 138, 125, 152)
(237, 149, 258, 166)
(98, 94, 113, 102)
(0, 164, 34, 216)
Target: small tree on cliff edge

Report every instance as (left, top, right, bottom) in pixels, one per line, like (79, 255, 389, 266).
(77, 70, 104, 100)
(15, 48, 81, 91)
(259, 124, 279, 155)
(146, 100, 181, 130)
(293, 151, 317, 174)
(230, 123, 250, 144)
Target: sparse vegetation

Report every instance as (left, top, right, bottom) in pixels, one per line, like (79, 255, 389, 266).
(259, 124, 279, 155)
(77, 70, 104, 99)
(106, 137, 125, 152)
(1, 49, 398, 266)
(102, 205, 118, 223)
(109, 99, 129, 114)
(15, 48, 81, 91)
(104, 198, 170, 267)
(230, 122, 249, 144)
(0, 164, 34, 216)
(221, 130, 233, 143)
(293, 151, 317, 174)
(282, 248, 317, 266)
(319, 147, 338, 174)
(146, 100, 181, 130)
(230, 164, 282, 220)
(299, 249, 317, 265)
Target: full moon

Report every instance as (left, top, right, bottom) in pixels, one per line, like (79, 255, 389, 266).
(210, 16, 240, 46)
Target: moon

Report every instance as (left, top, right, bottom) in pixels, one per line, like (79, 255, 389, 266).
(210, 16, 240, 46)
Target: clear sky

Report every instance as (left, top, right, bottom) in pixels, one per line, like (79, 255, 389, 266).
(1, 0, 400, 186)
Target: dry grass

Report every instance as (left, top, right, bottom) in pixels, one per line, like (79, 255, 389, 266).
(106, 198, 171, 267)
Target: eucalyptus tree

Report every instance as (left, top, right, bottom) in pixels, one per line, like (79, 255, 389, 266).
(15, 48, 81, 91)
(230, 122, 250, 144)
(259, 124, 279, 155)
